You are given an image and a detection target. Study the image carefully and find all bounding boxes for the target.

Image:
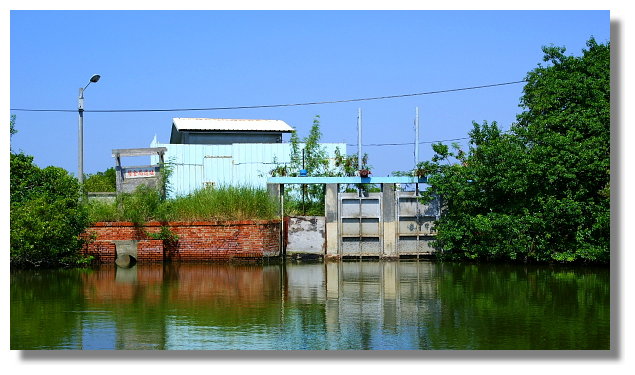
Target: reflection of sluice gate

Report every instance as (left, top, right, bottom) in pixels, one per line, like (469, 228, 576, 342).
(322, 261, 440, 342)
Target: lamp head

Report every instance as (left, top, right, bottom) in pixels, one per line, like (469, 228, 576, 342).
(89, 74, 101, 83)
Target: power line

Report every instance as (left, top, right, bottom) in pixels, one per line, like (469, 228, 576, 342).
(349, 137, 470, 147)
(10, 80, 526, 113)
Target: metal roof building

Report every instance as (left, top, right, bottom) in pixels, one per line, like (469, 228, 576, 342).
(151, 118, 346, 197)
(170, 118, 295, 145)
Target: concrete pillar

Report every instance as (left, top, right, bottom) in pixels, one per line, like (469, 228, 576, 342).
(267, 183, 284, 256)
(267, 183, 281, 202)
(382, 183, 397, 258)
(325, 183, 339, 258)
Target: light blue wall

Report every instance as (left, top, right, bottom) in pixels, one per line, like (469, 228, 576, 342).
(150, 139, 346, 197)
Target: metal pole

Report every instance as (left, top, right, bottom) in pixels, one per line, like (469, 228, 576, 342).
(357, 108, 362, 170)
(280, 184, 285, 257)
(77, 74, 100, 190)
(302, 149, 306, 214)
(78, 87, 85, 186)
(415, 107, 419, 166)
(415, 107, 420, 196)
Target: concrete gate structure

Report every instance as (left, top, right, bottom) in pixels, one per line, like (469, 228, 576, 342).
(267, 177, 441, 259)
(395, 191, 441, 256)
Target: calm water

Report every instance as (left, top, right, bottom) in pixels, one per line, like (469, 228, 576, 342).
(10, 261, 609, 350)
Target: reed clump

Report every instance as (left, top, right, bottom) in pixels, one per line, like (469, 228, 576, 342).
(84, 185, 278, 224)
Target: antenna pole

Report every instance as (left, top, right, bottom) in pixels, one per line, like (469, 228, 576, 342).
(415, 107, 419, 166)
(358, 108, 362, 170)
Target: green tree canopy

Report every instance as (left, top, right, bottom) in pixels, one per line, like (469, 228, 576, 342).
(10, 118, 90, 268)
(84, 167, 117, 192)
(421, 38, 609, 263)
(269, 115, 373, 215)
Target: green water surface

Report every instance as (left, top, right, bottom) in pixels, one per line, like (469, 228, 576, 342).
(10, 261, 610, 350)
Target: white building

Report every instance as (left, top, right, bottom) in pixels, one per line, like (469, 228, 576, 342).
(151, 118, 346, 197)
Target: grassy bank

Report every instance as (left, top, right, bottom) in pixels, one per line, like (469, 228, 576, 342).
(85, 185, 279, 224)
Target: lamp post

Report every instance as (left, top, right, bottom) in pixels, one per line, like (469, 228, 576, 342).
(78, 74, 101, 187)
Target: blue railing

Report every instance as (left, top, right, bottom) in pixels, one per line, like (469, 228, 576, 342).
(267, 176, 427, 184)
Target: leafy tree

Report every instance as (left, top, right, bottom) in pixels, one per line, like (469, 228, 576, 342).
(10, 119, 90, 268)
(333, 148, 378, 193)
(334, 148, 370, 177)
(270, 115, 372, 214)
(83, 167, 117, 192)
(421, 38, 609, 263)
(274, 116, 330, 215)
(10, 114, 17, 136)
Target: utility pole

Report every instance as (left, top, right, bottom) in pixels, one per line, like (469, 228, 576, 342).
(415, 107, 420, 166)
(357, 108, 362, 170)
(302, 149, 305, 214)
(77, 74, 101, 188)
(78, 87, 85, 186)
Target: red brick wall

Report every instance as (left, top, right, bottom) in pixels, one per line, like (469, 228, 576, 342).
(82, 220, 281, 263)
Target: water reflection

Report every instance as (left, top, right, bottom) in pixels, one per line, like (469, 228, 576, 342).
(10, 261, 609, 350)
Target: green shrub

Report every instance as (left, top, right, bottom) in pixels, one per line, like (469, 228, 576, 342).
(83, 167, 116, 192)
(117, 185, 165, 224)
(10, 153, 90, 268)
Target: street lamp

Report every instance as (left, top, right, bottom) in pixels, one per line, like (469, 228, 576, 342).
(78, 74, 101, 187)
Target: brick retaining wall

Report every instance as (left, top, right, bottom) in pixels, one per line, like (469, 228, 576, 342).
(82, 220, 281, 263)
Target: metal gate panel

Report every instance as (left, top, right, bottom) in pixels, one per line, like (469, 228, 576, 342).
(360, 199, 381, 217)
(361, 218, 380, 235)
(398, 236, 418, 253)
(338, 192, 383, 256)
(341, 198, 362, 218)
(342, 218, 361, 236)
(360, 237, 381, 254)
(342, 237, 361, 255)
(396, 191, 439, 255)
(333, 187, 441, 257)
(398, 217, 436, 235)
(417, 236, 437, 253)
(397, 197, 419, 217)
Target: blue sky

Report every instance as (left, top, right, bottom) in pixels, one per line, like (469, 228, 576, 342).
(10, 10, 610, 177)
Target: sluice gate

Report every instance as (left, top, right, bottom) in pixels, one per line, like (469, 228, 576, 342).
(339, 192, 383, 256)
(267, 177, 441, 259)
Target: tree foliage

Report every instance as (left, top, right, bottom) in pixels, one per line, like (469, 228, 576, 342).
(10, 114, 17, 137)
(83, 167, 117, 192)
(270, 115, 372, 214)
(421, 38, 609, 263)
(270, 116, 330, 215)
(334, 148, 370, 177)
(10, 153, 91, 267)
(10, 119, 90, 268)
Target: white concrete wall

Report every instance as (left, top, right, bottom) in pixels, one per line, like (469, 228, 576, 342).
(286, 216, 325, 256)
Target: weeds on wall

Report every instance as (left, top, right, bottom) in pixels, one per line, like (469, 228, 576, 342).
(84, 185, 279, 224)
(145, 225, 180, 246)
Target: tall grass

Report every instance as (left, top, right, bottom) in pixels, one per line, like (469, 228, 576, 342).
(84, 185, 279, 224)
(164, 185, 278, 221)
